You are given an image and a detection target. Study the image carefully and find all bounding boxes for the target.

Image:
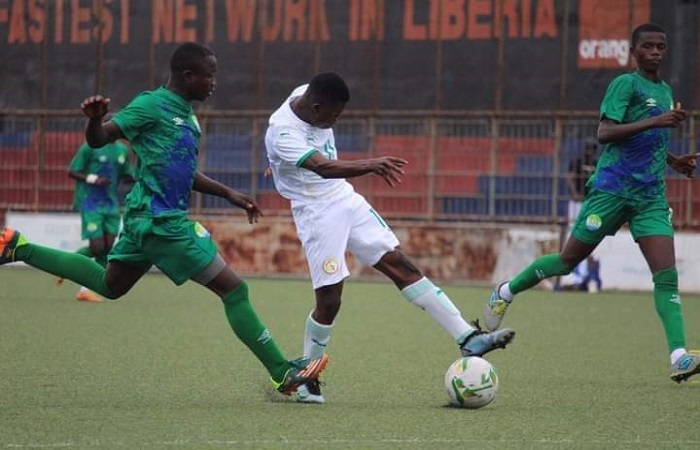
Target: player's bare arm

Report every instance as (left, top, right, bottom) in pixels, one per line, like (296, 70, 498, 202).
(192, 171, 262, 223)
(598, 109, 686, 144)
(301, 152, 407, 186)
(81, 95, 124, 148)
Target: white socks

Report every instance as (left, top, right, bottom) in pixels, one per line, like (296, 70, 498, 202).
(401, 277, 474, 344)
(498, 282, 514, 302)
(670, 348, 688, 365)
(304, 312, 334, 360)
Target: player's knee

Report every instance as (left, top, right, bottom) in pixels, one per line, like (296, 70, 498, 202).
(652, 268, 678, 289)
(221, 282, 249, 305)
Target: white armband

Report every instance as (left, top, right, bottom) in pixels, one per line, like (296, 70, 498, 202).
(86, 174, 99, 184)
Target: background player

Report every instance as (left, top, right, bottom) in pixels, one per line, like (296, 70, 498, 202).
(60, 136, 134, 302)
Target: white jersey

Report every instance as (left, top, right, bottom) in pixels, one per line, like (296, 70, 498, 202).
(265, 85, 354, 204)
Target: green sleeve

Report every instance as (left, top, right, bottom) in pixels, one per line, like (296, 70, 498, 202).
(112, 92, 158, 141)
(599, 74, 633, 123)
(68, 143, 92, 173)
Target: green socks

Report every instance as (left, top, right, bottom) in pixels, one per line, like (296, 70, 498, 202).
(76, 246, 107, 268)
(653, 268, 686, 352)
(222, 283, 289, 382)
(75, 246, 92, 257)
(14, 243, 114, 298)
(509, 253, 571, 295)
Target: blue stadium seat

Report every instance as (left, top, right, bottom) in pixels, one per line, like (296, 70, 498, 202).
(0, 132, 32, 148)
(204, 135, 253, 169)
(516, 156, 553, 173)
(335, 134, 369, 153)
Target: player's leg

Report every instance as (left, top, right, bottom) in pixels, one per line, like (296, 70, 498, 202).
(73, 235, 110, 302)
(373, 249, 515, 357)
(291, 199, 354, 403)
(147, 218, 327, 395)
(633, 202, 699, 382)
(484, 190, 626, 330)
(0, 227, 132, 299)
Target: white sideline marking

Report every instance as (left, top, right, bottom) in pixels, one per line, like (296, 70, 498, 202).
(6, 437, 700, 448)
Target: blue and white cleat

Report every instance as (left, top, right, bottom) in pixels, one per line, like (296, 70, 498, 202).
(460, 324, 515, 357)
(671, 352, 700, 383)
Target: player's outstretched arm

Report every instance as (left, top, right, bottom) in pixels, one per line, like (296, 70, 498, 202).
(301, 152, 407, 186)
(192, 171, 262, 223)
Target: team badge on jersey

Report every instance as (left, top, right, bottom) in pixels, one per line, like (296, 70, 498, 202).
(194, 221, 210, 238)
(322, 258, 339, 274)
(585, 214, 602, 231)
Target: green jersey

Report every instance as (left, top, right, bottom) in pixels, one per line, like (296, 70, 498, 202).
(112, 86, 201, 218)
(590, 71, 674, 200)
(69, 141, 132, 214)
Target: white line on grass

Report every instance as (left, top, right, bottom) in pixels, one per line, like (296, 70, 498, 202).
(6, 437, 700, 448)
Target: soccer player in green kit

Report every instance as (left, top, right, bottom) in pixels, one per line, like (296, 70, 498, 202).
(62, 138, 134, 302)
(0, 42, 327, 396)
(484, 23, 700, 382)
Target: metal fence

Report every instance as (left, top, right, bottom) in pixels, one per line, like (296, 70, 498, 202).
(1, 111, 699, 229)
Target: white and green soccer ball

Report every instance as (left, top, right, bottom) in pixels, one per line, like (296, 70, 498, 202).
(444, 356, 499, 409)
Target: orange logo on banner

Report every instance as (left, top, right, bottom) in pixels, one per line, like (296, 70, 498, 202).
(578, 0, 650, 69)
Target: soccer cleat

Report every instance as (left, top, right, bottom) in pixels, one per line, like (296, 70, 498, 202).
(484, 282, 512, 331)
(460, 323, 515, 357)
(671, 352, 700, 383)
(76, 289, 102, 303)
(272, 354, 329, 395)
(0, 228, 27, 265)
(296, 378, 326, 404)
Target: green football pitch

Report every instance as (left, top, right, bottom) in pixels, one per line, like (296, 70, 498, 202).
(1, 268, 699, 449)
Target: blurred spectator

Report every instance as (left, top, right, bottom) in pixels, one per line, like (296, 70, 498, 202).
(567, 138, 599, 224)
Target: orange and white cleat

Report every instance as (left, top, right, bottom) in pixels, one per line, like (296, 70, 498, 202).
(76, 288, 102, 302)
(0, 228, 27, 265)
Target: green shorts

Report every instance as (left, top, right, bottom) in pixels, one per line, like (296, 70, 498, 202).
(109, 214, 219, 285)
(81, 211, 121, 240)
(571, 189, 674, 245)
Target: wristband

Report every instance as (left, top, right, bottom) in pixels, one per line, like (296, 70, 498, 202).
(86, 174, 99, 184)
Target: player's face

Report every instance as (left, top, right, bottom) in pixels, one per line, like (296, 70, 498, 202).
(186, 55, 218, 102)
(312, 101, 345, 129)
(632, 32, 667, 73)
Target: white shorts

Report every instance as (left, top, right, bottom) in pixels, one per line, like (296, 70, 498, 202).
(292, 192, 400, 289)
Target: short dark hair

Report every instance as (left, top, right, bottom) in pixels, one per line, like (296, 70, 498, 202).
(307, 72, 350, 104)
(170, 42, 214, 74)
(631, 23, 665, 47)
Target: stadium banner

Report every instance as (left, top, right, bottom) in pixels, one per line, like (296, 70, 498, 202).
(0, 0, 697, 111)
(12, 211, 700, 293)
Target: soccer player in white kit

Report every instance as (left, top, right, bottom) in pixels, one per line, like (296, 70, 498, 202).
(265, 72, 515, 403)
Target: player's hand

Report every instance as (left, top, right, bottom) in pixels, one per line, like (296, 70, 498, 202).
(370, 156, 408, 187)
(81, 95, 111, 120)
(669, 153, 700, 178)
(263, 166, 272, 178)
(95, 176, 111, 187)
(229, 192, 263, 224)
(654, 109, 686, 128)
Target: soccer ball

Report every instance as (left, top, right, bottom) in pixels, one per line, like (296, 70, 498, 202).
(444, 356, 499, 408)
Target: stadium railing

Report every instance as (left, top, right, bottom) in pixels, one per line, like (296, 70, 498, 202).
(1, 110, 698, 229)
